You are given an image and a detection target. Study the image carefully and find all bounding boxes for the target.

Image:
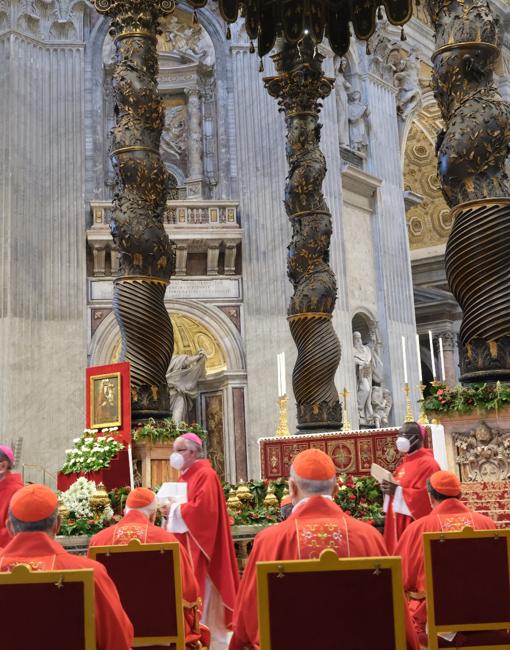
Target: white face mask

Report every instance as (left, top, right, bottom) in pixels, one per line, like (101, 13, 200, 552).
(396, 436, 411, 454)
(170, 452, 185, 471)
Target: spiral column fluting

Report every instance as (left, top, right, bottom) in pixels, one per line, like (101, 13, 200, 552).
(265, 38, 342, 430)
(93, 0, 175, 417)
(426, 0, 510, 382)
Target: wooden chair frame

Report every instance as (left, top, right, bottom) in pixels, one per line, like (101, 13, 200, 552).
(89, 538, 185, 649)
(424, 528, 510, 650)
(0, 563, 95, 649)
(256, 548, 407, 650)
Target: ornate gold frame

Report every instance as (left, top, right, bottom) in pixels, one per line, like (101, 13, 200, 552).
(256, 548, 406, 650)
(0, 564, 95, 649)
(424, 528, 510, 650)
(89, 371, 122, 429)
(89, 538, 185, 649)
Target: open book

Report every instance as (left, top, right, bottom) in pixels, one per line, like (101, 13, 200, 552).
(370, 463, 397, 484)
(156, 482, 188, 504)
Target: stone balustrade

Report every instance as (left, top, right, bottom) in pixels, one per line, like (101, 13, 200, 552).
(87, 199, 242, 277)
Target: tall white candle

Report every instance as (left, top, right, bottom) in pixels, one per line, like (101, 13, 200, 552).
(439, 338, 446, 382)
(428, 330, 436, 379)
(416, 333, 423, 382)
(401, 336, 408, 384)
(277, 354, 282, 396)
(281, 352, 286, 395)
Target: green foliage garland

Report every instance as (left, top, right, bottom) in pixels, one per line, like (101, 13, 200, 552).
(132, 418, 207, 444)
(422, 382, 510, 416)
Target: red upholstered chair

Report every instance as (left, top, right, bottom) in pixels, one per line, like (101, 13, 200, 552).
(0, 563, 95, 650)
(423, 528, 510, 650)
(256, 548, 407, 650)
(89, 538, 187, 649)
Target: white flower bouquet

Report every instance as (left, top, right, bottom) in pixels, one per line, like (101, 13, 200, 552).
(58, 477, 114, 536)
(61, 428, 124, 475)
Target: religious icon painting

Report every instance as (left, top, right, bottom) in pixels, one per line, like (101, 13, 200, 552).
(86, 362, 131, 443)
(90, 372, 122, 429)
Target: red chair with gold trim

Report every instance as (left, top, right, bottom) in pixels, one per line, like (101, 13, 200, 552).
(424, 528, 510, 649)
(0, 563, 95, 649)
(89, 538, 203, 649)
(257, 548, 407, 650)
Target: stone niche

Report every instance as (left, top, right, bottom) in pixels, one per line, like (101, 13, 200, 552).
(439, 410, 510, 481)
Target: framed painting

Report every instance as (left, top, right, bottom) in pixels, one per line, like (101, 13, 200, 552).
(90, 372, 121, 429)
(86, 362, 131, 443)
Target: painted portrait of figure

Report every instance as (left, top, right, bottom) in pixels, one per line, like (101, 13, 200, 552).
(90, 373, 121, 429)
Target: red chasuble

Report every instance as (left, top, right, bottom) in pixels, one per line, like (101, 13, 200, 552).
(229, 496, 419, 650)
(175, 460, 239, 628)
(0, 531, 134, 650)
(89, 509, 204, 646)
(0, 472, 23, 548)
(395, 498, 497, 645)
(384, 448, 440, 553)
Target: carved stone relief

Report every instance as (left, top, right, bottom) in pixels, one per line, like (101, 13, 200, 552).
(160, 99, 188, 174)
(454, 422, 510, 481)
(158, 11, 215, 68)
(5, 0, 87, 41)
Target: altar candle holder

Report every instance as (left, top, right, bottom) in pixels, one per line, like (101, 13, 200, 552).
(417, 383, 430, 425)
(275, 394, 290, 437)
(404, 383, 414, 423)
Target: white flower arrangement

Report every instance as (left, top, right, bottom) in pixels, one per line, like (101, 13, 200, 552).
(61, 429, 124, 475)
(58, 478, 114, 535)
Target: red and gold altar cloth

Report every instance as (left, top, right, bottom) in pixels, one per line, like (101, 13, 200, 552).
(259, 428, 403, 479)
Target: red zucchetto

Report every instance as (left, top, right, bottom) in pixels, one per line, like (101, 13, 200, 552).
(429, 470, 461, 497)
(10, 484, 58, 522)
(292, 449, 336, 481)
(126, 487, 156, 509)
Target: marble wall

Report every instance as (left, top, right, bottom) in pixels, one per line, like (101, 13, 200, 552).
(0, 2, 89, 474)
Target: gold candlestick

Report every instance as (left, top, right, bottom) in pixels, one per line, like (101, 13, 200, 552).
(404, 382, 414, 423)
(339, 387, 350, 431)
(275, 394, 290, 437)
(417, 383, 429, 424)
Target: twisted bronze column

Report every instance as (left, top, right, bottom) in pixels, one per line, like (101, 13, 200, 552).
(426, 0, 510, 382)
(93, 0, 175, 417)
(265, 38, 342, 430)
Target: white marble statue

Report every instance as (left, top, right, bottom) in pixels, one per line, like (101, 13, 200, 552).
(353, 331, 373, 424)
(347, 91, 369, 153)
(335, 57, 352, 148)
(371, 386, 393, 428)
(393, 51, 422, 121)
(368, 328, 384, 386)
(160, 105, 187, 161)
(166, 349, 207, 425)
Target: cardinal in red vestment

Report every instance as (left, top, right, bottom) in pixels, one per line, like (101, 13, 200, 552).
(0, 444, 23, 548)
(164, 433, 239, 650)
(0, 484, 134, 650)
(395, 470, 506, 648)
(382, 422, 441, 552)
(229, 449, 419, 650)
(89, 486, 208, 649)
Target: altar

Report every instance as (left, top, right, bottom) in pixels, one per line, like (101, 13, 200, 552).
(259, 428, 403, 480)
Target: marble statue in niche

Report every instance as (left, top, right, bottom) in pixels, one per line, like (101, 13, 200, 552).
(353, 328, 393, 428)
(353, 331, 374, 423)
(166, 350, 207, 425)
(393, 50, 423, 121)
(335, 57, 352, 147)
(348, 91, 369, 153)
(160, 103, 188, 170)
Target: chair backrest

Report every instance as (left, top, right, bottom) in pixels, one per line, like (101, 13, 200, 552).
(424, 528, 510, 650)
(0, 563, 95, 650)
(256, 548, 406, 650)
(89, 538, 185, 649)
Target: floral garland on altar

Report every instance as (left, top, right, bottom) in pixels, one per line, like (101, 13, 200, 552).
(58, 478, 115, 536)
(421, 382, 510, 416)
